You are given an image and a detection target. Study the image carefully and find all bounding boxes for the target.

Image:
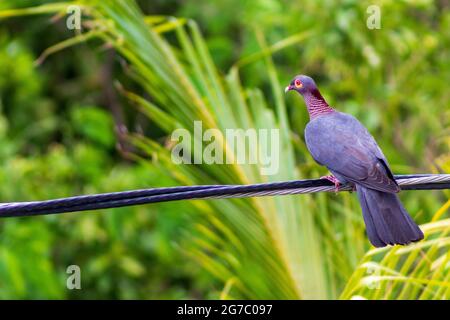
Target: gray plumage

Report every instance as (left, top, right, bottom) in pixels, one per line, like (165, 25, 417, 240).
(305, 112, 423, 247)
(286, 75, 424, 247)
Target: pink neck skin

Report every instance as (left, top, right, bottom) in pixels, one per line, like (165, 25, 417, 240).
(302, 89, 334, 119)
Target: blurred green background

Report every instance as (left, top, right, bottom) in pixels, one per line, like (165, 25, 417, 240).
(0, 0, 448, 299)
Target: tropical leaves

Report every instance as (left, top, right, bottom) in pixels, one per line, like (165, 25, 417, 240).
(342, 202, 450, 300)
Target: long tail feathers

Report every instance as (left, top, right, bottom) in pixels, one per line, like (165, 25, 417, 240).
(356, 185, 424, 247)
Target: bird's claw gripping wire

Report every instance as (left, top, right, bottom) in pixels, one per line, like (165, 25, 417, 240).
(321, 175, 356, 193)
(320, 174, 345, 193)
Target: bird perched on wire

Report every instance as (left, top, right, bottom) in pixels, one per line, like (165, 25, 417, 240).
(285, 75, 424, 247)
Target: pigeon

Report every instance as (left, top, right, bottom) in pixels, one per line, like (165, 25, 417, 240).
(285, 75, 424, 247)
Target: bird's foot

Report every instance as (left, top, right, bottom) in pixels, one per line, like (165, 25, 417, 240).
(321, 175, 341, 193)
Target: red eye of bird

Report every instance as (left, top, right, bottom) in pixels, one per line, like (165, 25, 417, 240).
(294, 79, 302, 88)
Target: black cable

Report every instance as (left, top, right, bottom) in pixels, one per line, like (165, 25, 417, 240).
(0, 174, 448, 218)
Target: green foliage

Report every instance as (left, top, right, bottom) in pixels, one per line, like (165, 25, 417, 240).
(341, 205, 450, 300)
(71, 106, 116, 149)
(0, 0, 448, 299)
(0, 23, 206, 298)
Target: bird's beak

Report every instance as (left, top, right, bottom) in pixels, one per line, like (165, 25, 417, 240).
(285, 85, 292, 93)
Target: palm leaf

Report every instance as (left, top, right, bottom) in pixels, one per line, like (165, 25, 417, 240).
(341, 202, 450, 300)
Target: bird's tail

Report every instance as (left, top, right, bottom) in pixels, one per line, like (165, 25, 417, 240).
(356, 185, 424, 247)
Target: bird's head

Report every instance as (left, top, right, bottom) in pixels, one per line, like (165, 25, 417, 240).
(285, 75, 317, 95)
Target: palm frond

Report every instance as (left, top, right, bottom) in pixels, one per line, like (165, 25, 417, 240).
(341, 202, 450, 300)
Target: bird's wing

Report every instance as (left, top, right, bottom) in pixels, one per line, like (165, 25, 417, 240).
(305, 112, 400, 193)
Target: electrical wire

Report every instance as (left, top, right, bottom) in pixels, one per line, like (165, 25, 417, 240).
(0, 174, 448, 218)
